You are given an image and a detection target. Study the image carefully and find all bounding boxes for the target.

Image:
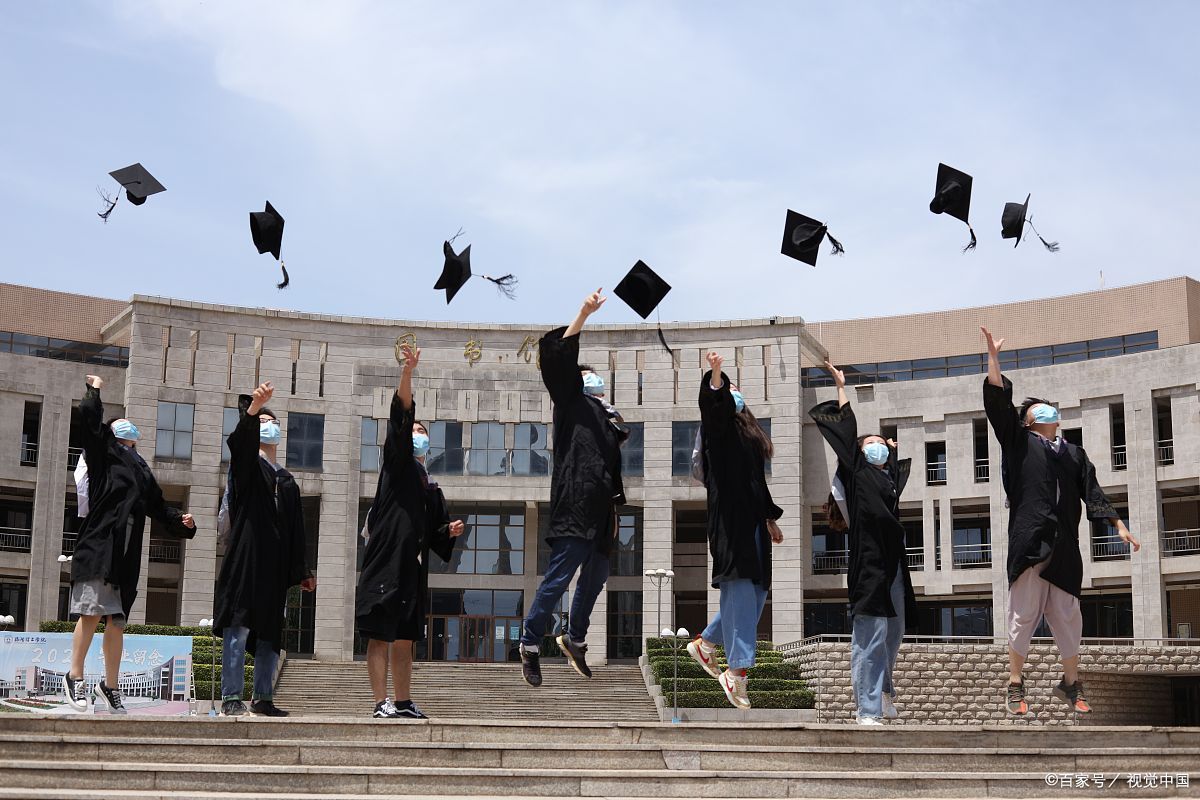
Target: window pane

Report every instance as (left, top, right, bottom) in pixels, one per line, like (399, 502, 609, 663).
(622, 422, 644, 477)
(672, 421, 699, 476)
(493, 590, 523, 617)
(173, 431, 192, 459)
(175, 404, 194, 431)
(157, 402, 175, 430)
(463, 590, 491, 615)
(361, 444, 380, 472)
(155, 431, 174, 459)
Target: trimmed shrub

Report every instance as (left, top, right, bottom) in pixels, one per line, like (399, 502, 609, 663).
(650, 659, 802, 682)
(660, 690, 814, 709)
(40, 621, 213, 637)
(658, 677, 809, 694)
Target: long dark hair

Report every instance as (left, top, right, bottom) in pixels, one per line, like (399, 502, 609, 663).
(734, 405, 773, 461)
(824, 492, 848, 531)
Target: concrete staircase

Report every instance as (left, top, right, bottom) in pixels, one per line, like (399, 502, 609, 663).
(0, 715, 1195, 799)
(273, 660, 660, 721)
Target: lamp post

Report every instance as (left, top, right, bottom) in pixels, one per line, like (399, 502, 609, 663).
(663, 626, 690, 724)
(199, 618, 216, 717)
(644, 568, 675, 638)
(0, 614, 14, 631)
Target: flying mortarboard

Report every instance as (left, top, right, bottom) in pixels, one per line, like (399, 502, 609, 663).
(614, 260, 673, 355)
(249, 201, 289, 289)
(433, 231, 517, 304)
(929, 163, 977, 252)
(780, 209, 845, 267)
(97, 163, 166, 222)
(1001, 193, 1059, 252)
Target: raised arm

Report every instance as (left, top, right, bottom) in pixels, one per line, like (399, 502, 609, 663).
(982, 326, 1004, 388)
(382, 344, 419, 473)
(229, 382, 272, 490)
(540, 290, 606, 406)
(979, 328, 1021, 449)
(698, 352, 736, 439)
(808, 359, 860, 469)
(565, 287, 605, 338)
(79, 376, 111, 474)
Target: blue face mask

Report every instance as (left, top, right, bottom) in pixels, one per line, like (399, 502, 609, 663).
(582, 372, 605, 396)
(412, 433, 430, 457)
(1031, 404, 1060, 424)
(731, 390, 745, 414)
(110, 420, 140, 441)
(259, 420, 281, 445)
(863, 441, 890, 465)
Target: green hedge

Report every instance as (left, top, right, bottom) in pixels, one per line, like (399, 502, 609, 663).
(661, 690, 814, 709)
(658, 677, 809, 694)
(192, 664, 252, 684)
(193, 683, 251, 702)
(645, 637, 776, 651)
(40, 621, 217, 636)
(649, 659, 803, 682)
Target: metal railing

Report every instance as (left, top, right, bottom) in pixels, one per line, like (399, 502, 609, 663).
(812, 549, 849, 574)
(973, 457, 989, 482)
(951, 541, 991, 568)
(67, 447, 83, 471)
(906, 546, 924, 570)
(1157, 439, 1174, 466)
(926, 464, 947, 485)
(1091, 530, 1131, 561)
(1111, 443, 1127, 470)
(0, 527, 33, 553)
(1163, 528, 1200, 558)
(19, 441, 38, 466)
(61, 533, 77, 555)
(148, 540, 182, 564)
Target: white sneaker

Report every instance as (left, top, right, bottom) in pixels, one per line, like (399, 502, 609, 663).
(64, 674, 89, 712)
(718, 669, 751, 709)
(686, 638, 721, 679)
(882, 693, 899, 720)
(857, 716, 884, 726)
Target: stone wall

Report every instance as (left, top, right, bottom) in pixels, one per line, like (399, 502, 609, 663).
(786, 638, 1200, 726)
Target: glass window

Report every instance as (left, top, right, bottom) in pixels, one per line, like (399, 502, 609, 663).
(606, 591, 643, 660)
(429, 503, 524, 575)
(759, 417, 772, 475)
(512, 423, 550, 476)
(468, 422, 508, 476)
(671, 421, 700, 476)
(286, 412, 325, 470)
(621, 421, 644, 477)
(220, 407, 240, 462)
(360, 418, 381, 472)
(675, 507, 708, 544)
(613, 506, 643, 577)
(426, 421, 465, 476)
(843, 364, 875, 385)
(1123, 331, 1158, 353)
(155, 401, 194, 461)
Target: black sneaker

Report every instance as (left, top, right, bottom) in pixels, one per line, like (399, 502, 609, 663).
(250, 699, 289, 717)
(94, 680, 126, 714)
(520, 646, 542, 687)
(373, 699, 402, 718)
(557, 634, 592, 679)
(393, 700, 428, 719)
(1053, 679, 1092, 713)
(1006, 677, 1028, 716)
(64, 674, 89, 711)
(221, 699, 248, 716)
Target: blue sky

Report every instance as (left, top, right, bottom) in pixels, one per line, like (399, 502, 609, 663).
(2, 1, 1197, 326)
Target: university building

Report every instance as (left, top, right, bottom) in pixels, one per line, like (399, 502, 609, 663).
(0, 277, 1197, 663)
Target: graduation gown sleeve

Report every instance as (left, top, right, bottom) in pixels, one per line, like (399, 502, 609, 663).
(809, 399, 861, 470)
(1079, 449, 1118, 522)
(983, 375, 1022, 451)
(539, 326, 584, 407)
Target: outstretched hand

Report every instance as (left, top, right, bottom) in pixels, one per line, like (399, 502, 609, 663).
(581, 288, 607, 316)
(706, 351, 724, 376)
(823, 359, 846, 389)
(981, 326, 1005, 357)
(248, 381, 274, 415)
(85, 375, 104, 390)
(400, 343, 421, 372)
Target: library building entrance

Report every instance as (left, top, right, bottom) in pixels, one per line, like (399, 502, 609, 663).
(425, 589, 525, 662)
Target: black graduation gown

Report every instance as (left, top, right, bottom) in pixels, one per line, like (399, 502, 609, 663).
(539, 326, 625, 548)
(355, 394, 456, 639)
(213, 394, 310, 652)
(71, 384, 193, 618)
(698, 370, 782, 589)
(810, 400, 917, 620)
(983, 376, 1117, 597)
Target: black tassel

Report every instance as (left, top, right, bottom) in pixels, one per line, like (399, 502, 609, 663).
(656, 324, 673, 357)
(1027, 221, 1060, 253)
(481, 273, 518, 300)
(962, 225, 978, 253)
(96, 187, 119, 222)
(826, 231, 845, 256)
(276, 261, 290, 290)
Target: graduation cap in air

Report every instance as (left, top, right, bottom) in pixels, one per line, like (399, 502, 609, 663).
(929, 163, 977, 252)
(249, 201, 289, 289)
(780, 209, 844, 267)
(614, 260, 673, 355)
(434, 232, 517, 304)
(97, 163, 166, 222)
(1001, 193, 1060, 252)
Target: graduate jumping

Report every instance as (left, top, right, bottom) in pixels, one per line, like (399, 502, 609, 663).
(355, 343, 464, 719)
(981, 326, 1140, 715)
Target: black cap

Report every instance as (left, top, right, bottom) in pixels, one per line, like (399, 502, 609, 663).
(614, 260, 671, 319)
(249, 202, 289, 289)
(781, 209, 844, 267)
(1001, 193, 1060, 252)
(108, 163, 166, 205)
(435, 241, 472, 304)
(929, 163, 977, 251)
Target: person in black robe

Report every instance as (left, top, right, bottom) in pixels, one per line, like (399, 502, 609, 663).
(519, 288, 626, 687)
(980, 327, 1139, 715)
(65, 375, 196, 713)
(810, 360, 916, 725)
(355, 343, 463, 719)
(213, 381, 315, 717)
(684, 352, 783, 709)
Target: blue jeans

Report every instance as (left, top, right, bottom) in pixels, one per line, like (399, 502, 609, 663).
(850, 569, 906, 720)
(222, 627, 278, 702)
(522, 536, 610, 647)
(701, 527, 769, 670)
